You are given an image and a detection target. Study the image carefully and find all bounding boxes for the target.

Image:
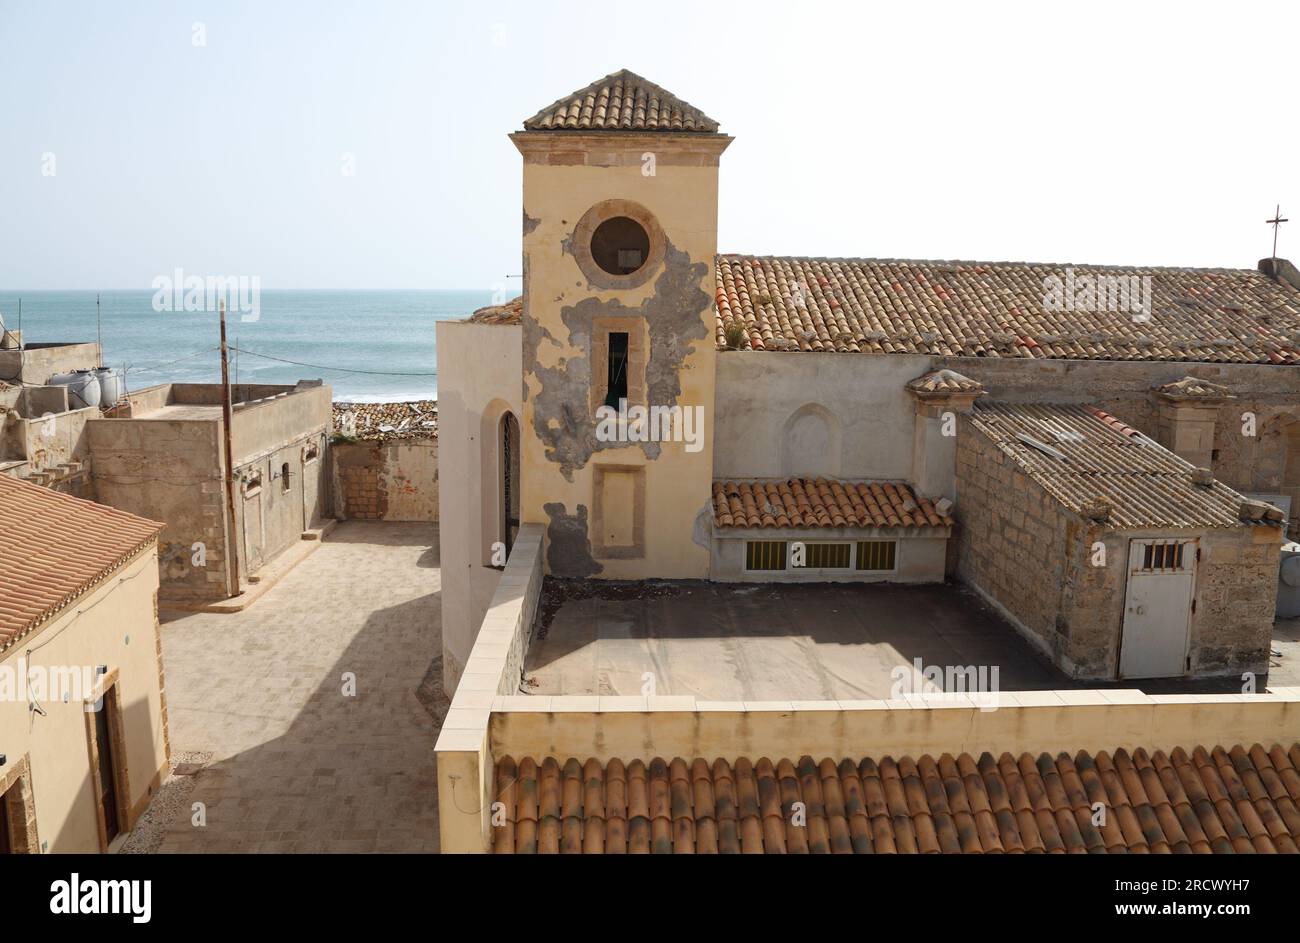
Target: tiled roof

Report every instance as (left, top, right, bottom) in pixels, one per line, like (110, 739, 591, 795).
(906, 368, 985, 395)
(332, 401, 437, 441)
(966, 402, 1259, 529)
(712, 478, 952, 529)
(714, 255, 1300, 363)
(0, 476, 163, 651)
(466, 296, 522, 325)
(1154, 376, 1232, 400)
(493, 744, 1300, 853)
(523, 70, 720, 133)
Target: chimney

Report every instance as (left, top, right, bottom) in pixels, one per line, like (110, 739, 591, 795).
(1259, 257, 1300, 292)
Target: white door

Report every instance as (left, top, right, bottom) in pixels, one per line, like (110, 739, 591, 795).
(1119, 539, 1195, 678)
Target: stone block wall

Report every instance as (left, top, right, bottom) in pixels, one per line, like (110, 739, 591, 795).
(331, 438, 437, 522)
(336, 457, 384, 519)
(955, 420, 1073, 664)
(956, 418, 1280, 680)
(1185, 529, 1278, 677)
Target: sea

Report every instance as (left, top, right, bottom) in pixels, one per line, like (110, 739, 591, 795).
(0, 289, 499, 403)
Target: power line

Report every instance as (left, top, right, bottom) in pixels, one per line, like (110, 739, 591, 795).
(125, 346, 220, 374)
(229, 345, 437, 377)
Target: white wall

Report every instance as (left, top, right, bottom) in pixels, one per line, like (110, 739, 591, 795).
(435, 321, 522, 695)
(714, 351, 932, 481)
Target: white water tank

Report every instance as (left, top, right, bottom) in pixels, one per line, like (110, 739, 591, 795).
(1278, 544, 1300, 619)
(1278, 542, 1300, 619)
(49, 369, 102, 409)
(94, 367, 121, 407)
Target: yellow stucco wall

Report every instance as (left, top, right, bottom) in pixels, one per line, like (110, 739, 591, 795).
(0, 546, 168, 852)
(515, 132, 730, 580)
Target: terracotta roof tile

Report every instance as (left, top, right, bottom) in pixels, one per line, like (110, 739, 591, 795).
(1153, 375, 1231, 400)
(494, 744, 1300, 853)
(332, 401, 436, 442)
(466, 296, 522, 325)
(905, 368, 985, 395)
(714, 255, 1300, 363)
(523, 70, 719, 133)
(0, 475, 163, 651)
(712, 478, 952, 530)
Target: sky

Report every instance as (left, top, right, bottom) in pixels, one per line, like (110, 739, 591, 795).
(1, 0, 1297, 290)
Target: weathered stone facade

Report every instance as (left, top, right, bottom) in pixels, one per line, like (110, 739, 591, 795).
(955, 424, 1078, 664)
(335, 452, 385, 518)
(331, 439, 437, 522)
(935, 357, 1300, 532)
(955, 418, 1279, 680)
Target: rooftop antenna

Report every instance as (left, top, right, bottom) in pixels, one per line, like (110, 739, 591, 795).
(1267, 204, 1289, 260)
(96, 293, 103, 367)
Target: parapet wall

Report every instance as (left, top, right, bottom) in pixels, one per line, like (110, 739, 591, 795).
(434, 524, 544, 853)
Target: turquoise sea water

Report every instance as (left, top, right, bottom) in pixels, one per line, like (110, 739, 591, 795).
(0, 289, 497, 402)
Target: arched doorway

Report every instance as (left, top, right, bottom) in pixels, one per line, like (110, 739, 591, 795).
(500, 412, 521, 556)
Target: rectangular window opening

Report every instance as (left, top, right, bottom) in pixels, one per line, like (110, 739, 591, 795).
(1141, 541, 1184, 572)
(805, 542, 852, 569)
(604, 332, 629, 410)
(745, 540, 787, 571)
(856, 540, 898, 571)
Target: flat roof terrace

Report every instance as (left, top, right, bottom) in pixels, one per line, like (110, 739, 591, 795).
(523, 580, 1300, 699)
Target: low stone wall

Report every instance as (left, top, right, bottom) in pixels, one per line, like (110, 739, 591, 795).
(434, 524, 544, 853)
(488, 688, 1300, 768)
(332, 439, 437, 521)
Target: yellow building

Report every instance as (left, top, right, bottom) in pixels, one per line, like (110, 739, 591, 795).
(0, 476, 169, 853)
(513, 70, 731, 581)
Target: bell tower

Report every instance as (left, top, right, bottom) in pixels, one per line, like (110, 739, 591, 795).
(511, 70, 732, 579)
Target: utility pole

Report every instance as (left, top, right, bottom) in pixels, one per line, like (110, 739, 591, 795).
(219, 301, 242, 598)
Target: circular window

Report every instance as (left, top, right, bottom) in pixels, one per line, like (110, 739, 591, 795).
(570, 200, 665, 290)
(590, 216, 650, 276)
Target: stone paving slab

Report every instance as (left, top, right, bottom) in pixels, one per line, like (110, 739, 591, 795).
(152, 522, 443, 853)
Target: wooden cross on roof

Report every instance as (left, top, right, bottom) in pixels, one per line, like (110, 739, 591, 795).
(1267, 204, 1289, 259)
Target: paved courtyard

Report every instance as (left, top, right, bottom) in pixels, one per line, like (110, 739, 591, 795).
(149, 522, 443, 853)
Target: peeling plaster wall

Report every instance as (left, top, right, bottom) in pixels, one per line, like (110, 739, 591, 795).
(515, 133, 727, 580)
